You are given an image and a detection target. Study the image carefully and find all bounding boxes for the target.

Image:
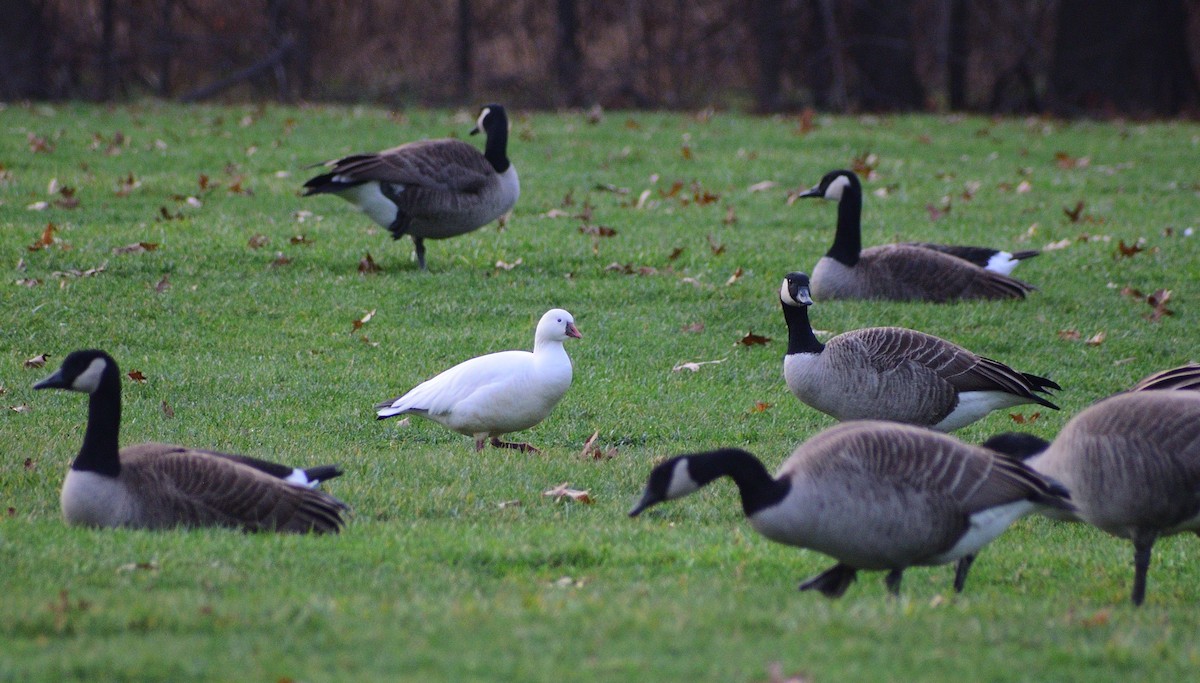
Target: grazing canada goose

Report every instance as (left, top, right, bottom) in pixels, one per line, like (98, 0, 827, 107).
(779, 272, 1060, 431)
(33, 350, 348, 533)
(629, 421, 1073, 597)
(987, 390, 1200, 606)
(376, 308, 581, 452)
(1129, 363, 1200, 392)
(303, 103, 519, 270)
(796, 169, 1036, 302)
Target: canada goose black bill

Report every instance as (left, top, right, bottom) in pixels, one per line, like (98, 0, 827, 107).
(779, 272, 1060, 432)
(630, 422, 1073, 598)
(796, 169, 1036, 302)
(34, 349, 348, 533)
(303, 103, 520, 270)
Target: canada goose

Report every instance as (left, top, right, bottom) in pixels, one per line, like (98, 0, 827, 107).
(32, 350, 348, 533)
(1130, 363, 1200, 392)
(987, 390, 1200, 606)
(779, 272, 1060, 431)
(629, 421, 1073, 597)
(376, 308, 581, 452)
(796, 169, 1036, 302)
(303, 103, 519, 270)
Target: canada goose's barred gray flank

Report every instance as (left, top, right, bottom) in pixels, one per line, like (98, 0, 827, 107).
(987, 390, 1200, 606)
(797, 169, 1036, 302)
(303, 104, 519, 270)
(376, 309, 580, 453)
(779, 272, 1060, 431)
(629, 421, 1073, 598)
(33, 350, 348, 533)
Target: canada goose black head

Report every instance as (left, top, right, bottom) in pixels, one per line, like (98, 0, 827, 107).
(780, 272, 814, 308)
(797, 169, 860, 202)
(470, 103, 511, 173)
(981, 432, 1051, 461)
(34, 349, 114, 395)
(629, 455, 700, 517)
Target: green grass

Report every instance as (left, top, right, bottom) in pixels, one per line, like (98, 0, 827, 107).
(2, 101, 1199, 681)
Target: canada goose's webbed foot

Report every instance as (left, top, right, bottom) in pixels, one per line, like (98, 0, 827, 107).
(954, 554, 976, 593)
(490, 437, 541, 454)
(799, 563, 857, 598)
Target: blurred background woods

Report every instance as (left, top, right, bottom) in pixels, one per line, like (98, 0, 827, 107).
(2, 0, 1198, 117)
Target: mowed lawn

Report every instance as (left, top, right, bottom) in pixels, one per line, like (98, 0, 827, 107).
(2, 102, 1199, 682)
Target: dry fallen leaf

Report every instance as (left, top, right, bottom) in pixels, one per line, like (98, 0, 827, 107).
(270, 252, 291, 268)
(578, 431, 618, 460)
(9, 404, 31, 414)
(352, 309, 376, 332)
(114, 172, 141, 197)
(737, 332, 772, 346)
(851, 152, 879, 180)
(161, 400, 175, 418)
(681, 321, 705, 334)
(667, 247, 685, 261)
(1115, 239, 1144, 258)
(127, 370, 147, 383)
(154, 274, 171, 293)
(748, 180, 777, 193)
(495, 257, 523, 271)
(1057, 329, 1082, 342)
(247, 234, 269, 249)
(542, 482, 594, 504)
(725, 267, 744, 286)
(764, 661, 813, 683)
(112, 241, 159, 255)
(1009, 412, 1041, 424)
(1085, 331, 1107, 346)
(672, 358, 725, 373)
(706, 234, 725, 256)
(1063, 201, 1084, 222)
(289, 235, 314, 246)
(749, 401, 773, 413)
(24, 354, 50, 369)
(578, 225, 617, 237)
(15, 278, 42, 287)
(27, 223, 58, 252)
(357, 251, 381, 274)
(926, 202, 951, 221)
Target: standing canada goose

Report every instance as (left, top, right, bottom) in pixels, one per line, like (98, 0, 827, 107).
(988, 389, 1200, 606)
(32, 350, 348, 533)
(796, 169, 1036, 301)
(780, 272, 1060, 431)
(629, 421, 1073, 597)
(376, 308, 581, 453)
(302, 103, 519, 270)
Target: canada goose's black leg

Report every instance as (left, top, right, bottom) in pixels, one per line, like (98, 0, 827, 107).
(414, 237, 427, 270)
(884, 568, 904, 596)
(1131, 530, 1158, 607)
(799, 563, 857, 598)
(954, 554, 976, 593)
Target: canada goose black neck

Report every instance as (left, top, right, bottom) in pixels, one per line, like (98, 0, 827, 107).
(827, 175, 862, 266)
(479, 105, 511, 174)
(688, 449, 791, 517)
(780, 273, 824, 355)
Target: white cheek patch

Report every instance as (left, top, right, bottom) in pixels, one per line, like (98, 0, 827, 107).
(780, 280, 797, 305)
(825, 175, 850, 201)
(665, 459, 700, 500)
(72, 358, 108, 393)
(476, 107, 492, 131)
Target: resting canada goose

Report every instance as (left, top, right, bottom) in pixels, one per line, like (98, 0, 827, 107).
(1130, 363, 1200, 392)
(33, 349, 348, 533)
(987, 390, 1200, 606)
(903, 242, 1040, 276)
(376, 308, 580, 452)
(796, 169, 1036, 302)
(303, 103, 519, 270)
(780, 272, 1060, 431)
(629, 421, 1073, 597)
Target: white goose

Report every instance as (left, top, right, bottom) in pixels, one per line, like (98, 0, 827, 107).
(376, 309, 581, 452)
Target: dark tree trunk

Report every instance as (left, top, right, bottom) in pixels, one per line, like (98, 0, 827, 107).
(99, 0, 117, 100)
(1048, 0, 1200, 116)
(0, 0, 50, 99)
(457, 0, 472, 101)
(156, 0, 175, 97)
(947, 0, 969, 110)
(753, 0, 785, 112)
(808, 0, 848, 111)
(556, 0, 582, 106)
(847, 0, 925, 110)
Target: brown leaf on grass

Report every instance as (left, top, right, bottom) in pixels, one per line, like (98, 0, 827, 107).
(269, 252, 291, 267)
(247, 234, 269, 249)
(227, 177, 250, 195)
(1016, 180, 1032, 194)
(795, 107, 816, 135)
(23, 457, 34, 470)
(127, 370, 147, 383)
(1147, 289, 1174, 322)
(161, 400, 175, 418)
(28, 223, 59, 252)
(604, 262, 657, 276)
(724, 205, 737, 225)
(706, 234, 725, 255)
(1054, 151, 1090, 169)
(159, 206, 182, 221)
(24, 354, 50, 369)
(114, 172, 141, 196)
(9, 404, 31, 414)
(737, 332, 772, 346)
(198, 174, 212, 191)
(1114, 239, 1144, 258)
(289, 235, 314, 246)
(351, 309, 376, 332)
(578, 431, 618, 460)
(1009, 412, 1042, 424)
(593, 183, 629, 195)
(693, 188, 719, 205)
(541, 208, 571, 218)
(1057, 329, 1082, 342)
(681, 322, 705, 333)
(926, 201, 951, 221)
(725, 267, 744, 286)
(680, 145, 693, 160)
(661, 180, 684, 198)
(667, 247, 685, 261)
(851, 152, 879, 180)
(495, 258, 524, 271)
(154, 274, 171, 293)
(542, 482, 594, 504)
(624, 118, 642, 130)
(1063, 201, 1084, 222)
(749, 401, 773, 413)
(113, 242, 160, 255)
(673, 358, 725, 373)
(578, 225, 617, 237)
(763, 661, 813, 683)
(358, 251, 381, 274)
(15, 278, 42, 287)
(28, 133, 54, 153)
(1085, 331, 1107, 346)
(748, 181, 777, 193)
(53, 186, 80, 209)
